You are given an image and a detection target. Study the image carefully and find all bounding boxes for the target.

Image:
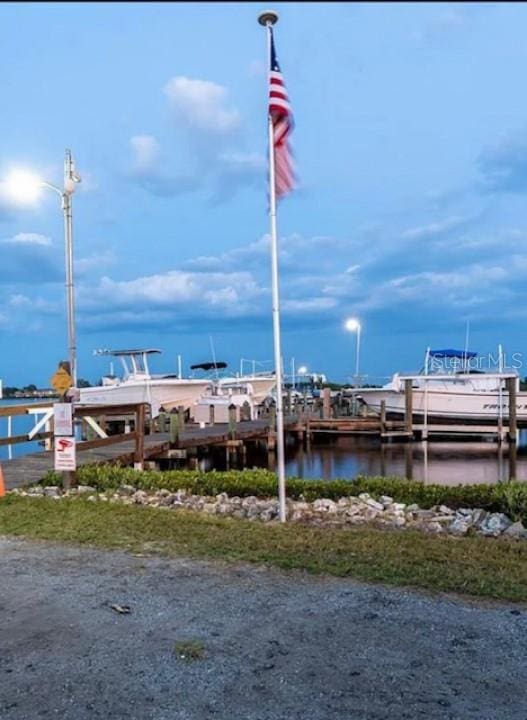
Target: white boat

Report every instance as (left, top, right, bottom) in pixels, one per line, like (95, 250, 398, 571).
(78, 349, 210, 417)
(357, 348, 527, 423)
(190, 362, 276, 422)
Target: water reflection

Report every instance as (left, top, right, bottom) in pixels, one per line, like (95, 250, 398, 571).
(201, 432, 526, 486)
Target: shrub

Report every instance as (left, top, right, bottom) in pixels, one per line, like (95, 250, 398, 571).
(40, 466, 527, 524)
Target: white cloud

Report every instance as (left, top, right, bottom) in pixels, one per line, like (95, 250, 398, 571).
(163, 76, 241, 135)
(130, 135, 160, 174)
(75, 250, 116, 275)
(400, 215, 473, 241)
(282, 297, 338, 312)
(1, 232, 52, 247)
(81, 269, 265, 314)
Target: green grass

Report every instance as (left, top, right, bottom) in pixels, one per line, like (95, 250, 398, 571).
(42, 466, 527, 524)
(2, 495, 527, 602)
(174, 640, 206, 662)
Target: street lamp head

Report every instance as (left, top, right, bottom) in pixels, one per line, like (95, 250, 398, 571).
(298, 365, 308, 375)
(3, 169, 42, 204)
(258, 9, 279, 26)
(345, 317, 361, 333)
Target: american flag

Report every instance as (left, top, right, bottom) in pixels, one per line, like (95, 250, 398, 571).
(268, 27, 295, 199)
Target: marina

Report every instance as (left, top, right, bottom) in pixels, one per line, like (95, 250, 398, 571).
(1, 381, 525, 488)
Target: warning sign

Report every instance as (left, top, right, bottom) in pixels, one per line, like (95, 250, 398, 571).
(51, 367, 73, 396)
(54, 403, 73, 437)
(54, 437, 76, 471)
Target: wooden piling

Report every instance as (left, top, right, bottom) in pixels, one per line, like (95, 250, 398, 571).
(228, 403, 237, 440)
(380, 400, 386, 434)
(322, 387, 331, 420)
(209, 404, 215, 426)
(404, 379, 413, 437)
(507, 377, 518, 443)
(134, 403, 146, 470)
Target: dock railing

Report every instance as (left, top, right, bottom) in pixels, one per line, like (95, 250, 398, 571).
(0, 402, 150, 467)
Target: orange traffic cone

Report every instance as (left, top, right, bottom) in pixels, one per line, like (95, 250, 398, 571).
(0, 464, 5, 498)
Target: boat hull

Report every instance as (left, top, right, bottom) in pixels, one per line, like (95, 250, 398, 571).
(358, 388, 527, 423)
(79, 379, 210, 417)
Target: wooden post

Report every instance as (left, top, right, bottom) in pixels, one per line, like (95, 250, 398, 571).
(509, 441, 518, 481)
(404, 442, 413, 480)
(380, 399, 386, 434)
(228, 403, 237, 440)
(241, 401, 251, 422)
(404, 379, 413, 437)
(169, 411, 180, 444)
(269, 402, 276, 430)
(134, 403, 145, 470)
(209, 404, 215, 426)
(507, 377, 518, 443)
(322, 387, 331, 420)
(157, 411, 166, 433)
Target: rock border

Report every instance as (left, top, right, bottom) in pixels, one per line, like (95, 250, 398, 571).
(9, 485, 527, 540)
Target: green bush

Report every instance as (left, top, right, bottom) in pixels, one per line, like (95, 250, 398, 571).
(40, 466, 527, 524)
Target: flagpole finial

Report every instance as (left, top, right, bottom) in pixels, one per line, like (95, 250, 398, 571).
(258, 9, 279, 26)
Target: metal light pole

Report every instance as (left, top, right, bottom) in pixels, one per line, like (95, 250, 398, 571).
(345, 318, 361, 387)
(43, 151, 81, 385)
(355, 324, 361, 385)
(3, 150, 81, 385)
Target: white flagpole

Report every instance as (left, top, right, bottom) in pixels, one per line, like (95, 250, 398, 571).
(259, 9, 287, 523)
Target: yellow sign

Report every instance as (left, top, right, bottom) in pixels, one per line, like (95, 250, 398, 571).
(51, 367, 73, 396)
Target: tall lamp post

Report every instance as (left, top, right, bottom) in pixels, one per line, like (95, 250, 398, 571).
(344, 317, 361, 387)
(4, 150, 81, 384)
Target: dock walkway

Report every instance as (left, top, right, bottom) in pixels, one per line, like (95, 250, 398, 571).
(2, 418, 300, 490)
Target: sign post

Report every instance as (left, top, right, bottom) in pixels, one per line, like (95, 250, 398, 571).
(51, 362, 76, 486)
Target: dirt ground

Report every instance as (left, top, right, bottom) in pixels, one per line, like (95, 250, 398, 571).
(1, 536, 526, 720)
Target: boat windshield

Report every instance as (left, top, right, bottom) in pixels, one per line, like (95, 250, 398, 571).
(423, 349, 478, 376)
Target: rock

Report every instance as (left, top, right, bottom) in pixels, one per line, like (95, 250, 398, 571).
(391, 502, 407, 512)
(216, 503, 232, 516)
(379, 495, 394, 506)
(471, 509, 488, 526)
(260, 508, 277, 522)
(406, 503, 419, 512)
(77, 485, 96, 494)
(118, 484, 136, 496)
(27, 487, 44, 496)
(242, 496, 259, 508)
(43, 486, 61, 497)
(312, 499, 337, 513)
(438, 505, 454, 515)
(365, 498, 384, 512)
(449, 517, 470, 536)
(358, 493, 371, 501)
(479, 513, 513, 537)
(503, 521, 527, 539)
(413, 509, 436, 520)
(132, 490, 148, 505)
(87, 495, 97, 503)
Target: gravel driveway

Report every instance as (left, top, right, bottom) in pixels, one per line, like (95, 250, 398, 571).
(1, 536, 526, 720)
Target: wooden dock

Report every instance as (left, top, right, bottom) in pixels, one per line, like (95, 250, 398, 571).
(1, 388, 522, 490)
(1, 411, 300, 490)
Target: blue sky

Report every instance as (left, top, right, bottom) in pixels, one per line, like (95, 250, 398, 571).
(2, 1, 527, 385)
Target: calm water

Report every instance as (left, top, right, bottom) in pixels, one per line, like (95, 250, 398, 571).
(0, 398, 53, 461)
(2, 398, 525, 485)
(197, 433, 527, 486)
